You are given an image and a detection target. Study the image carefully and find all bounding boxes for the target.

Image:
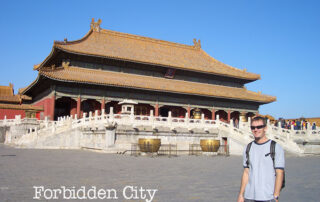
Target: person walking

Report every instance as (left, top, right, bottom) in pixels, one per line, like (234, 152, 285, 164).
(237, 116, 285, 202)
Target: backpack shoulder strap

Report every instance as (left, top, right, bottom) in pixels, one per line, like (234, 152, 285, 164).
(270, 140, 276, 168)
(245, 141, 253, 167)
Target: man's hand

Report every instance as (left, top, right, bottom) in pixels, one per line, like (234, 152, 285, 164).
(237, 194, 244, 202)
(238, 168, 249, 202)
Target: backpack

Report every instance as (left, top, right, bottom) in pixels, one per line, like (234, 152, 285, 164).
(246, 140, 285, 190)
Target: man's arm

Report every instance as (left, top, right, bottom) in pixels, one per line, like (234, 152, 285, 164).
(237, 168, 249, 202)
(273, 169, 284, 202)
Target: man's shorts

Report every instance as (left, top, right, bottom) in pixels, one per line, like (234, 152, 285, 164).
(245, 199, 276, 202)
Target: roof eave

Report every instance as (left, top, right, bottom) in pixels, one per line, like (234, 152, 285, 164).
(40, 73, 275, 104)
(21, 74, 41, 95)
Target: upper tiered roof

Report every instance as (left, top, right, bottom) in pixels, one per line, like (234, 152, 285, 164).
(35, 19, 260, 81)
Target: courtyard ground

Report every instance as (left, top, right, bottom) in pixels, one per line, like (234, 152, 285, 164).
(0, 144, 319, 202)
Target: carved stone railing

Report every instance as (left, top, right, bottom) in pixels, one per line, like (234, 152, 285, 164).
(2, 108, 320, 155)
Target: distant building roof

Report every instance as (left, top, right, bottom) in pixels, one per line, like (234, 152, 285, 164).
(0, 103, 43, 111)
(0, 84, 31, 104)
(0, 83, 14, 96)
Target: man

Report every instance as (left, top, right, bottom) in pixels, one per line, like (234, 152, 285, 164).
(237, 116, 285, 202)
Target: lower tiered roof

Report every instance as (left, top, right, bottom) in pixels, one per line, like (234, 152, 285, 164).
(24, 66, 276, 103)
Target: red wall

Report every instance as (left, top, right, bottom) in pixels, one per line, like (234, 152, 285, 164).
(33, 96, 54, 120)
(0, 109, 25, 119)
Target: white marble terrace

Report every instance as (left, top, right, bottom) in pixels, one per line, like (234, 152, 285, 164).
(1, 107, 320, 155)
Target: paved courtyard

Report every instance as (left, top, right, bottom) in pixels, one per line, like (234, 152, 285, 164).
(0, 144, 319, 202)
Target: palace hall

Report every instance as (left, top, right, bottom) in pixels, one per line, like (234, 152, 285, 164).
(21, 19, 276, 122)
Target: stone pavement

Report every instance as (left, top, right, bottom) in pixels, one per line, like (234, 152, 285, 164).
(0, 144, 319, 202)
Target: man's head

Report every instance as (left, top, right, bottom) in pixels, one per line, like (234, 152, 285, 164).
(250, 116, 267, 142)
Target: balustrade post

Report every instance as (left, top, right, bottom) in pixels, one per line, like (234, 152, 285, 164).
(130, 108, 134, 121)
(89, 111, 92, 118)
(184, 112, 189, 128)
(109, 107, 114, 116)
(95, 110, 98, 122)
(101, 109, 105, 116)
(168, 111, 172, 126)
(216, 114, 219, 123)
(3, 116, 7, 125)
(150, 110, 154, 123)
(109, 107, 114, 122)
(44, 116, 48, 128)
(74, 114, 78, 120)
(201, 113, 205, 124)
(230, 119, 234, 133)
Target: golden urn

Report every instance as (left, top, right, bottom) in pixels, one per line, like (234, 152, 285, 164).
(138, 138, 161, 153)
(200, 139, 220, 152)
(193, 108, 202, 119)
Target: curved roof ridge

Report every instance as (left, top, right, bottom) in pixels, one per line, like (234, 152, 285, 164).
(100, 28, 198, 50)
(54, 29, 94, 45)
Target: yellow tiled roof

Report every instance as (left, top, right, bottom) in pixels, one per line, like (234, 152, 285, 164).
(0, 95, 21, 103)
(0, 85, 32, 103)
(0, 85, 14, 96)
(36, 26, 260, 80)
(0, 103, 43, 111)
(39, 66, 275, 103)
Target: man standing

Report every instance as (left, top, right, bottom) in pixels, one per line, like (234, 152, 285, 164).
(237, 116, 285, 202)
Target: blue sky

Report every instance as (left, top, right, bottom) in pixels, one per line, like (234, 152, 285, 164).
(0, 0, 319, 119)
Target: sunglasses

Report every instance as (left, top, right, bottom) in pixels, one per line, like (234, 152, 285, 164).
(250, 125, 266, 130)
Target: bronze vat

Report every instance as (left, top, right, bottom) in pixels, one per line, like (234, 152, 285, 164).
(193, 108, 202, 119)
(200, 139, 220, 152)
(138, 138, 161, 153)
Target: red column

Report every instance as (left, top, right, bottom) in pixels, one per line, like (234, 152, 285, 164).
(228, 110, 231, 123)
(101, 98, 105, 114)
(50, 94, 55, 121)
(77, 97, 81, 118)
(187, 106, 191, 118)
(212, 108, 215, 120)
(155, 103, 159, 117)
